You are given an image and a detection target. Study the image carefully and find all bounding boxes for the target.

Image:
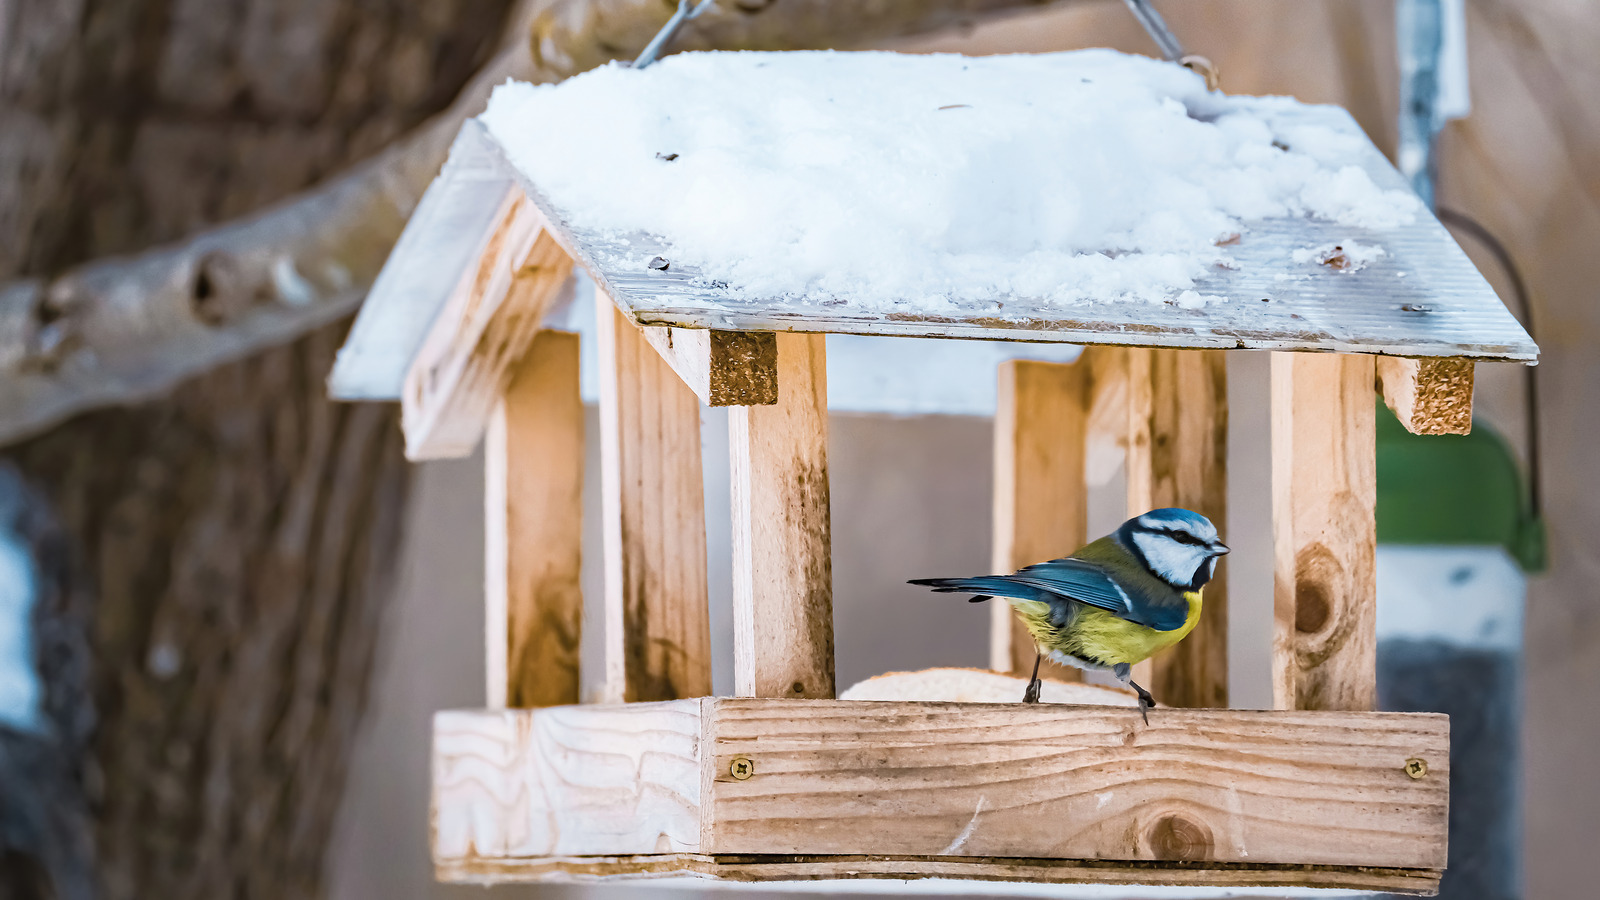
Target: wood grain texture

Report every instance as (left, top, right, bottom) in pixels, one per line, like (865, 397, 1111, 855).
(429, 698, 1449, 891)
(706, 701, 1448, 870)
(485, 331, 584, 710)
(729, 333, 835, 699)
(1377, 356, 1475, 435)
(597, 299, 712, 703)
(641, 326, 779, 406)
(1271, 352, 1378, 712)
(332, 122, 519, 401)
(1082, 344, 1133, 485)
(432, 701, 704, 861)
(497, 104, 1534, 362)
(402, 190, 574, 460)
(1123, 349, 1229, 709)
(990, 359, 1085, 684)
(437, 853, 1439, 894)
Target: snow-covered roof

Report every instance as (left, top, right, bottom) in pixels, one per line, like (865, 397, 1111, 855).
(331, 49, 1535, 400)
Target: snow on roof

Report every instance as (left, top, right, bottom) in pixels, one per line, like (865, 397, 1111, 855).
(333, 49, 1536, 398)
(471, 49, 1532, 360)
(482, 49, 1418, 312)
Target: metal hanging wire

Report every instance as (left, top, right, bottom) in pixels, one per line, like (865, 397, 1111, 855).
(632, 0, 716, 70)
(1120, 0, 1219, 89)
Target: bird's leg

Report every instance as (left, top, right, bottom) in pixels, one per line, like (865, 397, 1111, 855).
(1111, 663, 1155, 724)
(1128, 679, 1156, 725)
(1022, 651, 1043, 704)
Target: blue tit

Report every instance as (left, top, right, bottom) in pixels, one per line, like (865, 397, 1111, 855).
(910, 507, 1228, 721)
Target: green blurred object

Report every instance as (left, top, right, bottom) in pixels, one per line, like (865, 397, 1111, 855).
(1376, 402, 1547, 571)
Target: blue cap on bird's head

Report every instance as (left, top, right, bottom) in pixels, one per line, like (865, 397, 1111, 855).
(1117, 508, 1229, 590)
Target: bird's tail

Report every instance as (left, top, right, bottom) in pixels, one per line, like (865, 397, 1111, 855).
(908, 576, 1047, 605)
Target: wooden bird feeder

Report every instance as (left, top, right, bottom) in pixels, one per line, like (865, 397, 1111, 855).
(330, 53, 1536, 896)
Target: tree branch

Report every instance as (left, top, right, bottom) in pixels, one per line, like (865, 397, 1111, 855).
(0, 0, 1067, 447)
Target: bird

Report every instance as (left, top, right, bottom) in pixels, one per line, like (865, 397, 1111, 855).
(909, 508, 1228, 722)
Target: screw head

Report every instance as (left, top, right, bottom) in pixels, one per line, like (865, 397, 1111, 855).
(1404, 757, 1428, 779)
(729, 757, 754, 781)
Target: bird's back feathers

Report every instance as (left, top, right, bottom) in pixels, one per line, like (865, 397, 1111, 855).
(909, 537, 1192, 633)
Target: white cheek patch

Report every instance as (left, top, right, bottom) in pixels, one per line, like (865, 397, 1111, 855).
(1131, 530, 1208, 587)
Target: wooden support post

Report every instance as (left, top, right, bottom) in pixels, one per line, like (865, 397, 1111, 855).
(403, 189, 575, 459)
(597, 298, 712, 703)
(991, 359, 1086, 683)
(1376, 356, 1475, 435)
(728, 333, 834, 699)
(484, 331, 584, 709)
(1271, 353, 1378, 711)
(639, 326, 779, 407)
(1123, 348, 1229, 709)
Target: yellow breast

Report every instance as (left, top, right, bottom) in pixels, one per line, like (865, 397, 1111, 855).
(1010, 590, 1203, 667)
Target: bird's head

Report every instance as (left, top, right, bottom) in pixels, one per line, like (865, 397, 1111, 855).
(1116, 508, 1229, 591)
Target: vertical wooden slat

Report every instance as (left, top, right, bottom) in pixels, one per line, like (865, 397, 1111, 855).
(1270, 352, 1377, 711)
(597, 300, 712, 703)
(484, 330, 584, 709)
(729, 332, 834, 699)
(991, 359, 1086, 683)
(1123, 348, 1230, 709)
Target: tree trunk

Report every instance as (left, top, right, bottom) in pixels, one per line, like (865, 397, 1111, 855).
(4, 324, 409, 900)
(0, 1, 513, 897)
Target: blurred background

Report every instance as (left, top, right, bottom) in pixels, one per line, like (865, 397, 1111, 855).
(1, 1, 1595, 899)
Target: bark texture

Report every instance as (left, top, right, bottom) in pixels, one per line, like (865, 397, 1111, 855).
(0, 0, 507, 897)
(3, 324, 410, 900)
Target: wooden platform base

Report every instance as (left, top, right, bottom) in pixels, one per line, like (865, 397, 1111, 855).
(439, 853, 1441, 894)
(433, 699, 1448, 895)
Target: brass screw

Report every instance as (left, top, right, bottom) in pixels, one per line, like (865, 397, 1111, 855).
(729, 757, 754, 781)
(1404, 757, 1428, 780)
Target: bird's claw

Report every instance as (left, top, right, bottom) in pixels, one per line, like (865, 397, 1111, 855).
(1129, 679, 1156, 725)
(1022, 677, 1042, 704)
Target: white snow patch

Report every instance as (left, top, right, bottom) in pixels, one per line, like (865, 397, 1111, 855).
(0, 528, 43, 734)
(1174, 289, 1223, 309)
(1292, 239, 1387, 273)
(481, 49, 1420, 310)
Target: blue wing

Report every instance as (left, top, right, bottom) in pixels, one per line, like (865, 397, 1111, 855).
(911, 557, 1188, 632)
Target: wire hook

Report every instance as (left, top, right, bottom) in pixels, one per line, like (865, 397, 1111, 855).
(632, 0, 716, 70)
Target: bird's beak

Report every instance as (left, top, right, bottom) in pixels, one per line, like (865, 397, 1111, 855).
(1210, 542, 1230, 556)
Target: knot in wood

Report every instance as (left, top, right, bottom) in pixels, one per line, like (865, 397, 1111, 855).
(1143, 812, 1214, 861)
(1293, 542, 1340, 635)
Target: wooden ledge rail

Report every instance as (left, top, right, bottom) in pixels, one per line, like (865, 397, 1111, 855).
(434, 699, 1448, 893)
(402, 187, 575, 460)
(640, 325, 779, 406)
(1377, 356, 1475, 435)
(438, 854, 1440, 894)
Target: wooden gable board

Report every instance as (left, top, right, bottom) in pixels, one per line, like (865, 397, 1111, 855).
(329, 121, 515, 400)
